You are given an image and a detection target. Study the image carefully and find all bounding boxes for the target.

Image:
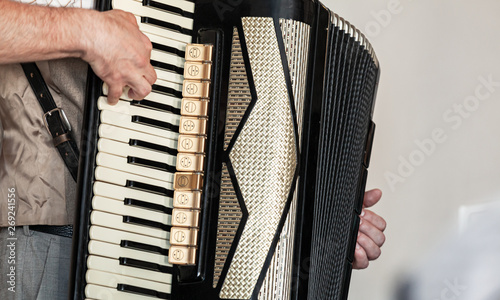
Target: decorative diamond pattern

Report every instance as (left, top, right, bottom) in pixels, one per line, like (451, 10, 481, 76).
(220, 17, 297, 300)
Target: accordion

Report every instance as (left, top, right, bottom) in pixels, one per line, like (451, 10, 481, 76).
(70, 0, 380, 299)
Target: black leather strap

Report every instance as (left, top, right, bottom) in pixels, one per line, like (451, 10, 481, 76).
(30, 225, 73, 238)
(21, 63, 80, 181)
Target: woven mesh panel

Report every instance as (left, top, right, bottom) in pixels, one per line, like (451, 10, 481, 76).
(223, 28, 252, 150)
(258, 188, 298, 300)
(278, 19, 310, 149)
(213, 163, 243, 287)
(257, 19, 310, 300)
(220, 17, 297, 299)
(214, 28, 249, 286)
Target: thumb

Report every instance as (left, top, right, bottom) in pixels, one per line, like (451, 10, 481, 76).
(363, 189, 382, 208)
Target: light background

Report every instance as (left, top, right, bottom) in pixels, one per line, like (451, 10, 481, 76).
(320, 0, 500, 299)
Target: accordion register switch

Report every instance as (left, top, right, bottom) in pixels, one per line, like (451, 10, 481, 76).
(169, 43, 213, 266)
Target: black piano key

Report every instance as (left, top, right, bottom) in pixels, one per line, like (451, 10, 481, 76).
(151, 60, 184, 75)
(117, 283, 170, 300)
(119, 257, 173, 274)
(143, 0, 194, 18)
(120, 240, 169, 256)
(127, 156, 177, 173)
(131, 115, 180, 132)
(123, 215, 171, 232)
(124, 198, 173, 215)
(131, 100, 181, 115)
(129, 139, 178, 156)
(126, 180, 174, 197)
(141, 17, 192, 36)
(152, 84, 183, 98)
(152, 42, 185, 58)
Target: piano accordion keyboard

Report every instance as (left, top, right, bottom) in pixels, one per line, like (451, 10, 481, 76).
(83, 1, 211, 299)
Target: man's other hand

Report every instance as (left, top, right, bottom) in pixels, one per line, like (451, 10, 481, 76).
(353, 189, 386, 269)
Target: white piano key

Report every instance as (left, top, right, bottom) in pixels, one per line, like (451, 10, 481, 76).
(93, 182, 173, 208)
(89, 225, 170, 250)
(95, 152, 174, 183)
(145, 89, 182, 108)
(98, 97, 180, 124)
(92, 196, 172, 225)
(88, 240, 171, 267)
(86, 269, 172, 294)
(98, 124, 177, 149)
(102, 82, 183, 104)
(100, 110, 179, 141)
(151, 48, 184, 69)
(113, 0, 193, 30)
(98, 138, 176, 166)
(94, 166, 173, 195)
(87, 255, 172, 284)
(154, 67, 184, 84)
(145, 32, 186, 54)
(154, 78, 183, 94)
(91, 210, 168, 239)
(134, 16, 192, 44)
(86, 283, 159, 300)
(102, 83, 132, 101)
(103, 80, 183, 104)
(102, 81, 182, 104)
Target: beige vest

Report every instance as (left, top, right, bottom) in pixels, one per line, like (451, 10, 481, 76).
(0, 59, 86, 226)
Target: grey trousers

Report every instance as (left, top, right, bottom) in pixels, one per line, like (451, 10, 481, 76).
(0, 226, 72, 300)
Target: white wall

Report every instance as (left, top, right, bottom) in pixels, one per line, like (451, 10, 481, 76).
(319, 0, 500, 299)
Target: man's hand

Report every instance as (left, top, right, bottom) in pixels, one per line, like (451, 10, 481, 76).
(353, 189, 386, 269)
(83, 9, 157, 104)
(0, 1, 156, 105)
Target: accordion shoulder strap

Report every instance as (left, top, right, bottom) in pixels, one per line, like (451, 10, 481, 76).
(21, 62, 80, 182)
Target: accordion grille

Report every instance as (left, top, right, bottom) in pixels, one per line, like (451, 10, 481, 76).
(213, 163, 243, 287)
(223, 28, 252, 150)
(279, 18, 310, 149)
(258, 19, 310, 300)
(213, 27, 249, 287)
(215, 18, 310, 299)
(258, 189, 298, 300)
(220, 16, 297, 299)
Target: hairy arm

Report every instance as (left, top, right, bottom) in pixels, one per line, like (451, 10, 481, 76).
(0, 0, 86, 62)
(0, 0, 156, 103)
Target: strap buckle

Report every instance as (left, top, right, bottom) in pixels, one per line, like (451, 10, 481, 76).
(42, 107, 72, 135)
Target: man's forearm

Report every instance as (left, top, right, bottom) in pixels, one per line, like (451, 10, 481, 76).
(0, 0, 156, 103)
(0, 0, 93, 64)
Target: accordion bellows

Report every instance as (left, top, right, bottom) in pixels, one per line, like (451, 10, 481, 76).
(71, 0, 380, 300)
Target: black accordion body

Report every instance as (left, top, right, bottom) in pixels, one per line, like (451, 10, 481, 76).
(71, 0, 380, 299)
